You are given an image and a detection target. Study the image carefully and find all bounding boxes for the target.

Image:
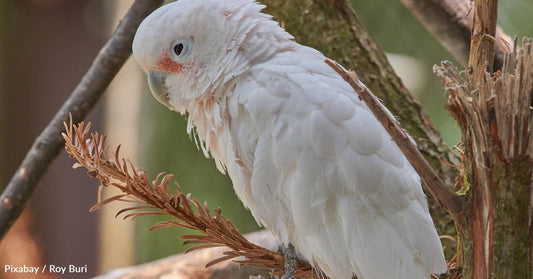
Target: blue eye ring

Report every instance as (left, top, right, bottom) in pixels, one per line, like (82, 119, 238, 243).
(170, 38, 192, 60)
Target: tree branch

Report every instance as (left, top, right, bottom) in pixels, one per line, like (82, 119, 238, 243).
(434, 37, 533, 279)
(92, 230, 279, 279)
(0, 0, 163, 240)
(468, 0, 498, 73)
(326, 60, 464, 218)
(400, 0, 511, 71)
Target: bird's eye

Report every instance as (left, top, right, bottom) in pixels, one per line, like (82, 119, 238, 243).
(170, 38, 192, 60)
(174, 43, 184, 56)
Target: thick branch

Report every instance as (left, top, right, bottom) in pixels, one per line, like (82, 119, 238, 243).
(465, 0, 499, 278)
(0, 0, 163, 240)
(468, 0, 499, 73)
(435, 37, 533, 279)
(92, 230, 279, 279)
(327, 60, 463, 218)
(400, 0, 511, 71)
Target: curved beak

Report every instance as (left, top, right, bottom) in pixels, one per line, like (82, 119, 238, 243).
(147, 70, 173, 109)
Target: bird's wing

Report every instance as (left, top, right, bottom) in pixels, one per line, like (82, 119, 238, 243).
(227, 46, 446, 279)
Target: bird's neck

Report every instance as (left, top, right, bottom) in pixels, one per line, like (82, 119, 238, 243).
(181, 86, 233, 173)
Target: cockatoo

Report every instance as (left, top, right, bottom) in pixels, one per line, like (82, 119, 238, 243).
(132, 0, 447, 278)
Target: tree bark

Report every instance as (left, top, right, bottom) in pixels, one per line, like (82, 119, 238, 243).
(434, 38, 533, 279)
(400, 0, 512, 71)
(468, 0, 499, 73)
(91, 230, 278, 279)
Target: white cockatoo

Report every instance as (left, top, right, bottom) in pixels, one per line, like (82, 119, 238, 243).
(132, 0, 447, 278)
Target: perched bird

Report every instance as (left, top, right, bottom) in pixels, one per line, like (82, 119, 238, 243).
(132, 0, 447, 278)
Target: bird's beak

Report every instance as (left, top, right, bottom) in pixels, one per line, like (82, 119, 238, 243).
(147, 70, 173, 109)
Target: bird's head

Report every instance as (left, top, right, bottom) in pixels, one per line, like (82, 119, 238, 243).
(132, 0, 294, 112)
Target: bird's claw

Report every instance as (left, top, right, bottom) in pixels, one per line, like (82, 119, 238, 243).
(282, 243, 297, 279)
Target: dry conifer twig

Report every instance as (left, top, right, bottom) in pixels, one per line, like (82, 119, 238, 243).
(62, 118, 320, 279)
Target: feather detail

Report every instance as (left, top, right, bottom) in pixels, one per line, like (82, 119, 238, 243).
(226, 47, 446, 278)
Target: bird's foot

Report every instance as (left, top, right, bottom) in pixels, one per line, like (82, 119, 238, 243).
(282, 243, 297, 279)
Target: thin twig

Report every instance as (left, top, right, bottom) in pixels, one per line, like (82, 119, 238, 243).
(400, 0, 511, 71)
(0, 0, 163, 240)
(326, 59, 464, 218)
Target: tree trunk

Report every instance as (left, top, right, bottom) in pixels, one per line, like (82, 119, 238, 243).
(435, 38, 533, 279)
